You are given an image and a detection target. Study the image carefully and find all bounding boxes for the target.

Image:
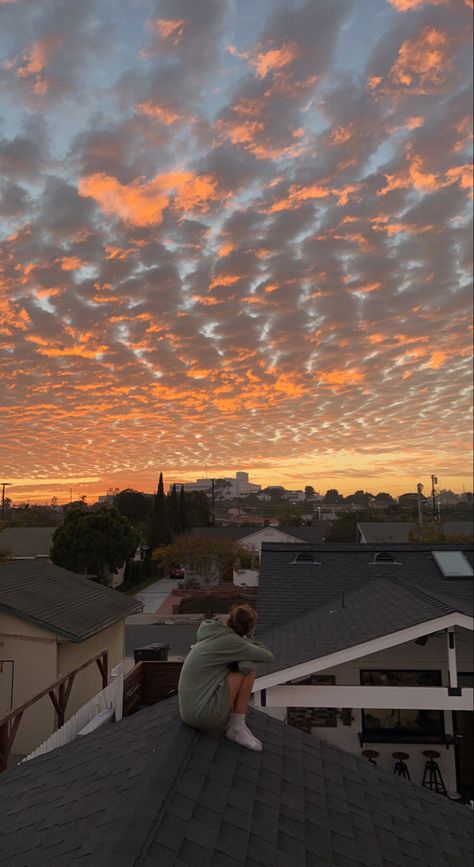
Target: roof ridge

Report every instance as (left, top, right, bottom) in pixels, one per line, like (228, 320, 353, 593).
(394, 577, 457, 613)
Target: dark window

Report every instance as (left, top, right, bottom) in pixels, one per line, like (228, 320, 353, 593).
(287, 675, 337, 731)
(361, 669, 445, 742)
(295, 552, 315, 562)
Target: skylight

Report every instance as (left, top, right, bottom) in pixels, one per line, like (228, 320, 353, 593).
(432, 551, 473, 578)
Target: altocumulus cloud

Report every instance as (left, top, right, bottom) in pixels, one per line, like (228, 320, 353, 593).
(0, 0, 472, 500)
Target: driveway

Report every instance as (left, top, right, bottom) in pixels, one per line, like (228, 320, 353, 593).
(133, 577, 178, 614)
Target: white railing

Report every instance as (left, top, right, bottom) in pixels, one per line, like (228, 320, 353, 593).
(21, 665, 124, 763)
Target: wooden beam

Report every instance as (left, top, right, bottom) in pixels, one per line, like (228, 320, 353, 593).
(263, 685, 474, 711)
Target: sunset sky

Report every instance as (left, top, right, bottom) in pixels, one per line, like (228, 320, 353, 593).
(0, 0, 472, 505)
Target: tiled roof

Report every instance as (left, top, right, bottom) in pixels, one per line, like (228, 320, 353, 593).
(191, 525, 324, 543)
(256, 577, 464, 679)
(256, 543, 474, 632)
(358, 523, 473, 543)
(0, 526, 56, 557)
(0, 559, 142, 641)
(0, 697, 472, 866)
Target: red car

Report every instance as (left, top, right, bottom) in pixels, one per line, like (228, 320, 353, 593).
(169, 565, 185, 579)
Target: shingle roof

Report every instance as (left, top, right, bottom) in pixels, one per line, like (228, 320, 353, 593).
(256, 577, 465, 679)
(0, 526, 56, 557)
(191, 525, 324, 543)
(0, 559, 142, 641)
(256, 543, 474, 632)
(358, 522, 474, 543)
(0, 697, 472, 866)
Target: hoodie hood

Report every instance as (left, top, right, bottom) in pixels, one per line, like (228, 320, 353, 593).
(196, 619, 229, 641)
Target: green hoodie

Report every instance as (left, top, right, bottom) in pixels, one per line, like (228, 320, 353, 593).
(178, 619, 273, 730)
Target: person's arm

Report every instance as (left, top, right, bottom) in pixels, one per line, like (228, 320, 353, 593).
(224, 632, 274, 664)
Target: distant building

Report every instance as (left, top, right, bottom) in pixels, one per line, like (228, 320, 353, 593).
(170, 472, 261, 499)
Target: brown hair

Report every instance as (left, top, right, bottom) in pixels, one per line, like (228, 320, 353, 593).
(226, 603, 257, 637)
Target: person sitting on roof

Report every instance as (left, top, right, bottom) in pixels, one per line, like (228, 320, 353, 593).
(178, 604, 273, 751)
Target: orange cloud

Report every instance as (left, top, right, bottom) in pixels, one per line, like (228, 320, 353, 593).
(270, 181, 359, 212)
(147, 18, 187, 45)
(0, 298, 30, 334)
(208, 274, 241, 290)
(378, 153, 473, 197)
(4, 35, 62, 95)
(78, 170, 222, 226)
(253, 42, 300, 78)
(426, 351, 447, 368)
(214, 118, 265, 146)
(56, 256, 83, 271)
(136, 101, 183, 124)
(387, 0, 448, 10)
(217, 243, 236, 257)
(319, 370, 365, 386)
(390, 27, 451, 92)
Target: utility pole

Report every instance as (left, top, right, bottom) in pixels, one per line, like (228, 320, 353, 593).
(1, 482, 11, 518)
(211, 478, 215, 526)
(416, 483, 423, 531)
(431, 475, 438, 521)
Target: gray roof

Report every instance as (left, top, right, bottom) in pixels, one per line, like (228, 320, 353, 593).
(0, 526, 56, 557)
(257, 577, 466, 678)
(256, 543, 474, 633)
(358, 522, 474, 543)
(0, 559, 142, 641)
(0, 696, 472, 866)
(191, 524, 324, 543)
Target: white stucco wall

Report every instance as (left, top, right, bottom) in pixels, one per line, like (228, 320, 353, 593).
(256, 628, 473, 794)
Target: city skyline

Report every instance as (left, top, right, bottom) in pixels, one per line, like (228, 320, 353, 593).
(1, 0, 472, 505)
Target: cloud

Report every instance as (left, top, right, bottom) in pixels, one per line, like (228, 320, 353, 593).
(78, 170, 224, 226)
(0, 0, 472, 503)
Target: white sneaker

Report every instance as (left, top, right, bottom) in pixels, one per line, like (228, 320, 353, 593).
(225, 726, 262, 751)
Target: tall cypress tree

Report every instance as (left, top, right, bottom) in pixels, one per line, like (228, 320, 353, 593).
(149, 472, 170, 549)
(168, 484, 180, 536)
(179, 485, 188, 533)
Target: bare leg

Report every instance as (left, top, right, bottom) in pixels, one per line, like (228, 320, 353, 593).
(226, 671, 255, 713)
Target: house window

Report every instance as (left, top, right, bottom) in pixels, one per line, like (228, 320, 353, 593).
(370, 552, 402, 564)
(295, 552, 315, 562)
(287, 674, 338, 732)
(361, 669, 445, 742)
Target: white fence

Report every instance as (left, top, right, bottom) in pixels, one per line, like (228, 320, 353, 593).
(21, 666, 124, 763)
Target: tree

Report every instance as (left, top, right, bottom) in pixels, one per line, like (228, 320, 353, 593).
(323, 489, 344, 504)
(185, 490, 211, 528)
(153, 536, 256, 588)
(167, 484, 181, 535)
(345, 490, 373, 506)
(114, 488, 151, 525)
(179, 485, 188, 533)
(50, 506, 139, 583)
(277, 503, 306, 527)
(149, 473, 170, 549)
(408, 522, 474, 543)
(324, 509, 381, 543)
(374, 492, 394, 504)
(304, 486, 315, 500)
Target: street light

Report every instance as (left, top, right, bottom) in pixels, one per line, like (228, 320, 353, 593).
(1, 483, 12, 518)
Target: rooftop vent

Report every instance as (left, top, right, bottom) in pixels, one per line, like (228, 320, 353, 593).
(432, 551, 473, 578)
(371, 551, 402, 564)
(291, 552, 321, 564)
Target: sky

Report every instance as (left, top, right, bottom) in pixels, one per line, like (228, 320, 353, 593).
(0, 0, 472, 505)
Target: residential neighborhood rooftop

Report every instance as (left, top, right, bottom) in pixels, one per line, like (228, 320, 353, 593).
(0, 526, 56, 558)
(0, 559, 142, 641)
(256, 543, 474, 632)
(191, 524, 325, 543)
(0, 696, 472, 867)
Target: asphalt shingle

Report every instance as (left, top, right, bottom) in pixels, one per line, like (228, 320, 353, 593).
(0, 559, 141, 640)
(0, 697, 472, 867)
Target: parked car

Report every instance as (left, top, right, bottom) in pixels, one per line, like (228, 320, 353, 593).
(169, 565, 185, 579)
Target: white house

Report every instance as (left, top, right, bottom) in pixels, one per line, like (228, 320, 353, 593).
(253, 542, 474, 800)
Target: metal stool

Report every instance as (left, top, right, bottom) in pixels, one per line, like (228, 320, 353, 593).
(422, 750, 447, 795)
(393, 752, 411, 780)
(362, 749, 379, 766)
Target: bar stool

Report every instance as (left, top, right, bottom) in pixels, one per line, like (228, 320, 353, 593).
(392, 751, 411, 780)
(422, 750, 447, 795)
(362, 749, 379, 766)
